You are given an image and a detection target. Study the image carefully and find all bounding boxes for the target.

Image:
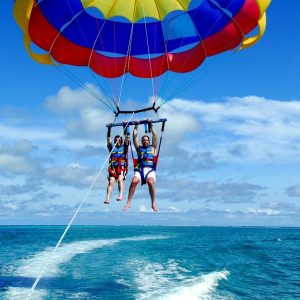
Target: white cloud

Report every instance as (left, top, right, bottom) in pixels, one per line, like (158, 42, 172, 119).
(160, 102, 200, 143)
(45, 84, 105, 113)
(182, 96, 300, 141)
(162, 96, 300, 161)
(2, 201, 19, 211)
(2, 88, 300, 225)
(159, 147, 217, 174)
(44, 163, 98, 188)
(0, 124, 63, 142)
(0, 140, 43, 176)
(139, 205, 147, 212)
(0, 154, 38, 174)
(159, 178, 265, 203)
(43, 84, 114, 140)
(167, 206, 179, 212)
(244, 208, 280, 216)
(0, 139, 37, 154)
(170, 96, 300, 124)
(65, 107, 112, 139)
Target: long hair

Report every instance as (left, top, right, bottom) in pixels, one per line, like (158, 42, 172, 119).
(114, 135, 123, 144)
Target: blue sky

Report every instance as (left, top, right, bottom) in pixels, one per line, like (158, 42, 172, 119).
(0, 1, 300, 226)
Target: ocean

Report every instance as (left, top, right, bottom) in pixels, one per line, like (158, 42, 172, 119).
(0, 226, 299, 299)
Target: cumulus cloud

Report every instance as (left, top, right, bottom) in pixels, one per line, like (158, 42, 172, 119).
(286, 185, 300, 197)
(244, 208, 280, 216)
(232, 201, 300, 220)
(0, 123, 63, 142)
(0, 139, 37, 154)
(139, 205, 147, 212)
(159, 147, 217, 175)
(170, 96, 300, 126)
(160, 101, 201, 143)
(0, 140, 42, 175)
(45, 85, 103, 113)
(0, 154, 39, 175)
(162, 96, 300, 160)
(0, 182, 40, 197)
(167, 206, 180, 212)
(76, 145, 107, 158)
(159, 178, 265, 203)
(2, 89, 300, 225)
(228, 144, 248, 157)
(44, 163, 99, 188)
(65, 107, 111, 139)
(44, 84, 114, 140)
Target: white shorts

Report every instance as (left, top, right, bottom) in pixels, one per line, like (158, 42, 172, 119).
(134, 167, 156, 183)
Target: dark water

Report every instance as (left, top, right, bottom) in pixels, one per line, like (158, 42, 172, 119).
(0, 226, 299, 299)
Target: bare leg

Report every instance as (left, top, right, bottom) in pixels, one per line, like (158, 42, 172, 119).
(104, 177, 115, 204)
(123, 176, 139, 210)
(116, 175, 124, 201)
(147, 178, 157, 212)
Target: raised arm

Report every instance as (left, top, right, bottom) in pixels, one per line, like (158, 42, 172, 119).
(124, 132, 129, 146)
(149, 123, 157, 148)
(107, 126, 112, 149)
(133, 124, 139, 151)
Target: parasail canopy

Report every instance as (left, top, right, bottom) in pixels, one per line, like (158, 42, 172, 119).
(14, 0, 271, 79)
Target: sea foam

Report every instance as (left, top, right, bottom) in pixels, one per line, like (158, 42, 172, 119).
(133, 259, 230, 300)
(161, 270, 230, 300)
(5, 235, 169, 300)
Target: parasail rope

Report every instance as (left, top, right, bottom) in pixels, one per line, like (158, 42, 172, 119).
(25, 113, 135, 300)
(47, 0, 118, 111)
(117, 17, 136, 108)
(157, 3, 209, 104)
(158, 0, 242, 105)
(85, 0, 122, 110)
(56, 66, 116, 112)
(142, 3, 157, 106)
(151, 0, 180, 105)
(65, 0, 118, 110)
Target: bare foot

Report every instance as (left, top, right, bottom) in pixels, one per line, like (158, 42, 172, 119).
(116, 197, 123, 201)
(104, 201, 110, 205)
(151, 205, 158, 212)
(123, 203, 130, 211)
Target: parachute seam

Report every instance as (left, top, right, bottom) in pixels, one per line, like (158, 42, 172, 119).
(160, 0, 234, 102)
(208, 0, 245, 48)
(156, 0, 185, 104)
(65, 0, 118, 109)
(86, 0, 122, 110)
(56, 66, 115, 111)
(46, 1, 117, 111)
(117, 0, 137, 109)
(163, 0, 243, 101)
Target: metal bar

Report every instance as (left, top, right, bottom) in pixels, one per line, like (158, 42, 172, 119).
(107, 118, 167, 128)
(116, 107, 154, 115)
(114, 103, 161, 116)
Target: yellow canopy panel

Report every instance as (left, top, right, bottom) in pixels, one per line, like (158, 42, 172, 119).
(82, 0, 191, 21)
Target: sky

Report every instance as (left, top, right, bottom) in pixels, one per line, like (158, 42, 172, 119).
(0, 1, 300, 226)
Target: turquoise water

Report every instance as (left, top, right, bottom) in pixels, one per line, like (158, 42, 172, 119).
(0, 226, 299, 299)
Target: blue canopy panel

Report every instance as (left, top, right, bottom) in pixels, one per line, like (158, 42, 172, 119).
(37, 0, 246, 56)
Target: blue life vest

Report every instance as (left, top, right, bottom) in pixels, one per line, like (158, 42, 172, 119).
(138, 146, 154, 167)
(110, 145, 126, 167)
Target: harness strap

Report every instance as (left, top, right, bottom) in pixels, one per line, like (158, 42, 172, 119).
(129, 119, 166, 185)
(134, 167, 155, 185)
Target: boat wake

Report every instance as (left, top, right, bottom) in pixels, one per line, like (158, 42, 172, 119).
(4, 235, 169, 300)
(132, 259, 231, 300)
